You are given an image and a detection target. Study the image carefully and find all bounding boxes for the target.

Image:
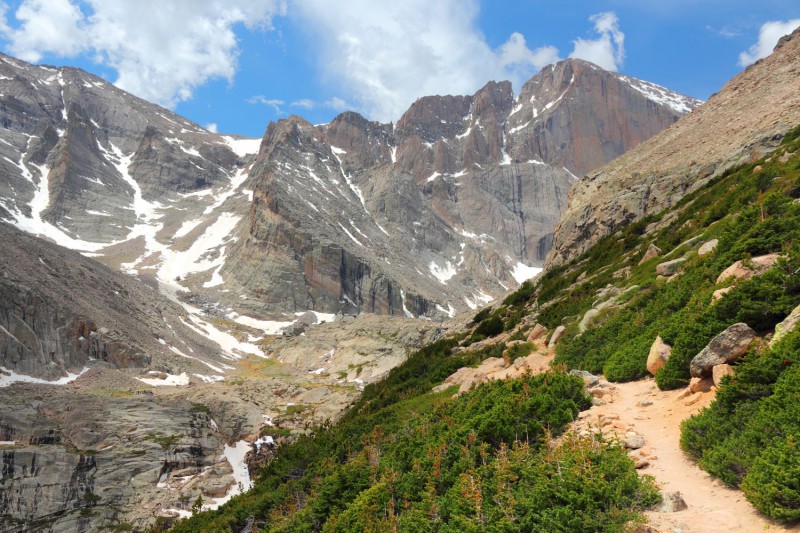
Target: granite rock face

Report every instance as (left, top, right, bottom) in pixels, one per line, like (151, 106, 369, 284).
(0, 52, 248, 245)
(227, 59, 697, 316)
(547, 26, 800, 267)
(0, 222, 226, 381)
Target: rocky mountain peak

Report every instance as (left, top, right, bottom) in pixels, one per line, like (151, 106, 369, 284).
(0, 49, 700, 323)
(547, 25, 800, 268)
(323, 111, 393, 169)
(395, 93, 473, 142)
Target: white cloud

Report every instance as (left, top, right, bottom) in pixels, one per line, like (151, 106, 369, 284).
(0, 1, 628, 125)
(0, 0, 86, 62)
(569, 11, 625, 71)
(205, 122, 218, 133)
(324, 97, 349, 111)
(291, 0, 562, 121)
(290, 99, 315, 109)
(247, 96, 284, 114)
(738, 19, 800, 66)
(0, 0, 287, 108)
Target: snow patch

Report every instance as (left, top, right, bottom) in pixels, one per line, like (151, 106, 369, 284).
(429, 260, 457, 284)
(0, 366, 89, 387)
(618, 75, 700, 114)
(511, 262, 543, 283)
(400, 290, 414, 318)
(222, 135, 261, 157)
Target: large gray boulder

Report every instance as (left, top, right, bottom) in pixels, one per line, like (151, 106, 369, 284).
(548, 325, 566, 349)
(690, 323, 756, 378)
(656, 258, 687, 277)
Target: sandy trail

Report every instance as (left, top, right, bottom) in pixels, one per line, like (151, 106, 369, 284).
(576, 377, 800, 533)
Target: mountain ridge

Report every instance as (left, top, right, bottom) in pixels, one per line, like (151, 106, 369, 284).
(546, 26, 800, 267)
(0, 53, 697, 321)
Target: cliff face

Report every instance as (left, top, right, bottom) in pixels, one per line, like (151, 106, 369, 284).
(546, 28, 800, 268)
(0, 51, 696, 318)
(227, 59, 698, 316)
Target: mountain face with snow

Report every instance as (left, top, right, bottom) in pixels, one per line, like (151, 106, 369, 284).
(0, 52, 698, 323)
(225, 59, 700, 317)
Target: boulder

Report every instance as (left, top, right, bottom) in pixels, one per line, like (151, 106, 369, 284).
(548, 325, 566, 348)
(712, 287, 733, 301)
(697, 239, 719, 257)
(689, 323, 756, 378)
(658, 491, 688, 513)
(771, 303, 800, 347)
(656, 257, 687, 277)
(638, 243, 662, 265)
(646, 336, 672, 375)
(624, 436, 645, 449)
(579, 308, 602, 333)
(569, 369, 599, 388)
(716, 253, 781, 284)
(527, 323, 548, 342)
(712, 364, 735, 386)
(688, 376, 713, 393)
(677, 234, 705, 250)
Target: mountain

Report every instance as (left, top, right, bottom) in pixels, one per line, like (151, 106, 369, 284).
(0, 49, 702, 531)
(0, 52, 698, 323)
(174, 29, 800, 533)
(547, 29, 800, 267)
(224, 59, 699, 317)
(0, 219, 440, 532)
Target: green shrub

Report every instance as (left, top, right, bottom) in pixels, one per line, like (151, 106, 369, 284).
(603, 333, 652, 382)
(474, 316, 504, 338)
(472, 307, 492, 324)
(505, 342, 534, 362)
(742, 436, 800, 522)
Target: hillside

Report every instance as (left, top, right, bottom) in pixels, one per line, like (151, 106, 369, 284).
(173, 118, 800, 533)
(171, 30, 800, 533)
(547, 27, 800, 267)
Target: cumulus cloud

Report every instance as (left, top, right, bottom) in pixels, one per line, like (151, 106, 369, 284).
(569, 11, 625, 71)
(0, 0, 287, 108)
(324, 97, 349, 111)
(0, 1, 627, 124)
(291, 0, 562, 121)
(204, 122, 218, 133)
(738, 19, 800, 66)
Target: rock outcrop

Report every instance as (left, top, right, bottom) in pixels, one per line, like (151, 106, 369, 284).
(646, 336, 672, 375)
(656, 258, 686, 277)
(716, 253, 781, 284)
(638, 243, 661, 265)
(697, 239, 719, 257)
(547, 26, 800, 267)
(771, 304, 800, 346)
(689, 323, 757, 378)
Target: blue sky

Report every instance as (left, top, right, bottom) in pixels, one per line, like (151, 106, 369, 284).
(1, 0, 799, 138)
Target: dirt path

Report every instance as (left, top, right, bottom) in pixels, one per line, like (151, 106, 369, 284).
(575, 377, 800, 533)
